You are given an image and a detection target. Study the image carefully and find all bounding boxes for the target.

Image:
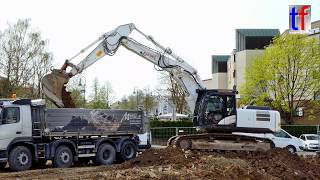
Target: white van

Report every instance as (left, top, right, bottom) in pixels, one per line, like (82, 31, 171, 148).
(234, 129, 304, 153)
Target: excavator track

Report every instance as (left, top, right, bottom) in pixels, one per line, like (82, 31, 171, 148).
(168, 133, 274, 152)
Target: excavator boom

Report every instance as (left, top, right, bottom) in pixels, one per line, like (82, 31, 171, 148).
(42, 23, 136, 107)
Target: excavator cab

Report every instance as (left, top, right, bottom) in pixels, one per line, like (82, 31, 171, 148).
(193, 89, 237, 132)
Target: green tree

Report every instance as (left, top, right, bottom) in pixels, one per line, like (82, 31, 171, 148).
(113, 88, 156, 114)
(241, 34, 320, 124)
(87, 78, 114, 109)
(65, 75, 85, 108)
(0, 19, 52, 98)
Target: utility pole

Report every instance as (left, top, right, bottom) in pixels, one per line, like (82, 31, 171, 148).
(134, 88, 139, 110)
(79, 76, 86, 107)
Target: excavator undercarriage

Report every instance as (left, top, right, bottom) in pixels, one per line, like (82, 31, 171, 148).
(168, 133, 274, 152)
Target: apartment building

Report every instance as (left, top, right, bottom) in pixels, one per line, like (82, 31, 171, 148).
(203, 29, 280, 95)
(203, 20, 319, 97)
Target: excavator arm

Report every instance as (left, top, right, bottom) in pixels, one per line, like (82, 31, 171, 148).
(42, 23, 204, 109)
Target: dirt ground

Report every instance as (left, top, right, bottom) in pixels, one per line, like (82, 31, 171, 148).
(0, 148, 319, 180)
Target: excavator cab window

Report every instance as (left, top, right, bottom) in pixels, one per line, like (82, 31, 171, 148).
(202, 93, 236, 126)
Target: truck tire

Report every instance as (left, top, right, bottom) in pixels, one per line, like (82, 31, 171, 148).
(119, 141, 137, 161)
(95, 143, 116, 165)
(0, 162, 6, 169)
(53, 145, 73, 168)
(8, 146, 32, 171)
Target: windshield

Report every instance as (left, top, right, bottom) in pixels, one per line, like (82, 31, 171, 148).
(306, 135, 319, 140)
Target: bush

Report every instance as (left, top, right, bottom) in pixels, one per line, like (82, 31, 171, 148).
(150, 119, 193, 128)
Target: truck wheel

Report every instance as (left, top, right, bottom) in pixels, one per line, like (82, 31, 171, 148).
(8, 146, 32, 171)
(95, 143, 116, 165)
(53, 146, 73, 168)
(286, 145, 296, 153)
(119, 141, 137, 161)
(0, 162, 6, 169)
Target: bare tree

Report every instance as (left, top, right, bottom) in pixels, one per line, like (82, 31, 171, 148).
(0, 19, 52, 98)
(158, 72, 190, 114)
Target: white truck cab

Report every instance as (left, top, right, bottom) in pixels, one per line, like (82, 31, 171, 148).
(0, 102, 33, 155)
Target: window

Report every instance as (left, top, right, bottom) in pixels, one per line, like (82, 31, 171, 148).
(1, 107, 20, 124)
(273, 130, 291, 138)
(218, 62, 227, 73)
(226, 96, 236, 116)
(306, 135, 319, 140)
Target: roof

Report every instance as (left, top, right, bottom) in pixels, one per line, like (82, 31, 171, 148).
(212, 55, 230, 62)
(311, 20, 320, 29)
(236, 29, 280, 37)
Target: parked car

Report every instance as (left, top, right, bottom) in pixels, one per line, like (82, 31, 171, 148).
(234, 129, 304, 153)
(299, 134, 320, 151)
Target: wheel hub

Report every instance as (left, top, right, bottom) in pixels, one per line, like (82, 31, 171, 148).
(60, 151, 70, 163)
(124, 146, 133, 157)
(103, 150, 110, 160)
(17, 152, 29, 165)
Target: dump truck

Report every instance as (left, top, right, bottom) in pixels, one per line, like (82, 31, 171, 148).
(0, 99, 148, 171)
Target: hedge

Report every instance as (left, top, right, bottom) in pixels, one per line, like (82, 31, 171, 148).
(150, 120, 193, 128)
(282, 125, 319, 137)
(150, 120, 319, 138)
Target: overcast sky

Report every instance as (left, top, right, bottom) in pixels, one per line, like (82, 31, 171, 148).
(0, 0, 319, 100)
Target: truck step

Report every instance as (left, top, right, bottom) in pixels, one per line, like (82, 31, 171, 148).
(78, 145, 95, 149)
(78, 153, 95, 157)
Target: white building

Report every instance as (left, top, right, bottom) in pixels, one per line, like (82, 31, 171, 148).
(203, 29, 280, 97)
(203, 20, 320, 99)
(153, 96, 174, 116)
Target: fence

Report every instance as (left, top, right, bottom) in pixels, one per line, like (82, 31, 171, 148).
(150, 125, 320, 146)
(150, 127, 197, 145)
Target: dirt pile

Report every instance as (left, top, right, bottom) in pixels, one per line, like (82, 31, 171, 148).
(61, 86, 75, 108)
(0, 148, 319, 180)
(119, 148, 320, 180)
(120, 148, 196, 168)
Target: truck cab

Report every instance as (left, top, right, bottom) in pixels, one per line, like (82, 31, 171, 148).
(0, 100, 33, 159)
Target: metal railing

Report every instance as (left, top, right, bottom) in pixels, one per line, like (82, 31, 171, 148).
(150, 125, 320, 148)
(150, 127, 197, 145)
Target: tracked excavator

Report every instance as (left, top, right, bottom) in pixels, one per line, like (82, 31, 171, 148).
(42, 23, 281, 151)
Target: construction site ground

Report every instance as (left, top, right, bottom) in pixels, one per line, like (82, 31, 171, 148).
(0, 148, 319, 180)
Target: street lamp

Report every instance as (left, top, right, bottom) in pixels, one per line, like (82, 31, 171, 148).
(78, 76, 86, 107)
(133, 88, 139, 110)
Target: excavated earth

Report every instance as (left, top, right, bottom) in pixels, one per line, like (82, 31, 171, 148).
(0, 148, 319, 180)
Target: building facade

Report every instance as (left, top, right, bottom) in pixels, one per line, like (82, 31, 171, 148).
(203, 20, 320, 95)
(203, 28, 280, 97)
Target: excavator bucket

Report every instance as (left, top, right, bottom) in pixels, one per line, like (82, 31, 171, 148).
(42, 69, 74, 108)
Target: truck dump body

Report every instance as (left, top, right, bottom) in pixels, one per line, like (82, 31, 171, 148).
(44, 108, 145, 136)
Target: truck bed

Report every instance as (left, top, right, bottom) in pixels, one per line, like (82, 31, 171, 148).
(35, 108, 146, 137)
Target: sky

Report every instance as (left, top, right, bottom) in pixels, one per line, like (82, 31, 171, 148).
(0, 0, 319, 100)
